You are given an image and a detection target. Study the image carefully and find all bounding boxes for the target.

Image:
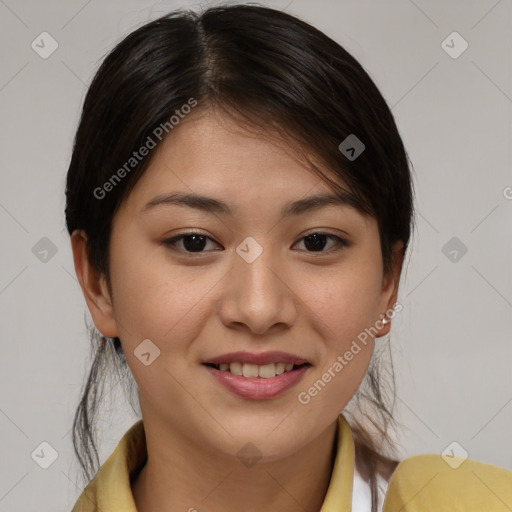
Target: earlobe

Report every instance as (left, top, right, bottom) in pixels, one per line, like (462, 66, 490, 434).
(378, 241, 405, 336)
(70, 229, 119, 338)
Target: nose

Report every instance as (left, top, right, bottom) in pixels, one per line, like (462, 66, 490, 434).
(216, 244, 298, 336)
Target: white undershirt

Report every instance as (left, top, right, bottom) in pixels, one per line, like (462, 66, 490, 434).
(351, 466, 388, 512)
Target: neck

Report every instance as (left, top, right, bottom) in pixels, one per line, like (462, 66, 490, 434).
(132, 418, 338, 512)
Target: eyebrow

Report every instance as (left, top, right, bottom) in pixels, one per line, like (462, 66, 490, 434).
(140, 191, 354, 217)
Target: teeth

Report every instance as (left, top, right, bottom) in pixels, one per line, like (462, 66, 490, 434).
(215, 362, 302, 378)
(242, 363, 259, 378)
(230, 362, 243, 376)
(258, 363, 276, 379)
(275, 363, 285, 375)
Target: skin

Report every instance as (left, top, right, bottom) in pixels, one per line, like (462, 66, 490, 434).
(71, 107, 404, 512)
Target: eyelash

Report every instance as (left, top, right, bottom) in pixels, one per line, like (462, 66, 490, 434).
(162, 231, 349, 256)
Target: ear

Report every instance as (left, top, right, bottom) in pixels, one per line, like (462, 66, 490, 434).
(70, 229, 119, 338)
(377, 240, 405, 337)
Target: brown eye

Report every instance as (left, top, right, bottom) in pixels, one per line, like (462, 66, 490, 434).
(293, 233, 348, 253)
(163, 231, 348, 256)
(163, 233, 221, 254)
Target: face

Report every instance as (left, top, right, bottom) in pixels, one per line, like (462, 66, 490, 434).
(74, 107, 402, 462)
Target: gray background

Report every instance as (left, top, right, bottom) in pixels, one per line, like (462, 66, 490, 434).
(0, 0, 511, 510)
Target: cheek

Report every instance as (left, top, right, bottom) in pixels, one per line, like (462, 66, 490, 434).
(108, 240, 226, 354)
(295, 259, 383, 403)
(302, 261, 383, 343)
(107, 253, 216, 402)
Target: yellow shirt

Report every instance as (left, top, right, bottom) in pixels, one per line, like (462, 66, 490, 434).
(70, 415, 512, 511)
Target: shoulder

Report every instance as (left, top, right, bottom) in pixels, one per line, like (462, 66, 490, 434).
(383, 453, 512, 510)
(70, 420, 146, 511)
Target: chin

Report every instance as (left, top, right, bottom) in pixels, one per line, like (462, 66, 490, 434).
(209, 420, 311, 462)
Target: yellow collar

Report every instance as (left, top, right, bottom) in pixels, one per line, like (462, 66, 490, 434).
(320, 414, 354, 511)
(71, 414, 512, 511)
(71, 414, 355, 511)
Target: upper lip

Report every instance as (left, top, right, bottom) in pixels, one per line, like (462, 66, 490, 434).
(203, 351, 309, 366)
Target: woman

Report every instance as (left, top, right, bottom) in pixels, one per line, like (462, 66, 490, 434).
(65, 4, 512, 511)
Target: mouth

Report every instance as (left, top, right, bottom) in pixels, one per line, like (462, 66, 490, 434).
(201, 351, 312, 400)
(202, 361, 311, 379)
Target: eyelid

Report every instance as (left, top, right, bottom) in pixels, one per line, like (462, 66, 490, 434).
(300, 227, 351, 242)
(293, 232, 350, 252)
(162, 229, 350, 255)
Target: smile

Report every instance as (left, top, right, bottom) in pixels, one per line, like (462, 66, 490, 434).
(201, 351, 312, 400)
(204, 362, 309, 378)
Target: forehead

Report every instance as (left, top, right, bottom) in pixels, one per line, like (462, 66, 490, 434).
(109, 108, 377, 244)
(127, 108, 345, 208)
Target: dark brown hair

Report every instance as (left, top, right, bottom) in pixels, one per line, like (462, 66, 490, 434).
(65, 4, 414, 510)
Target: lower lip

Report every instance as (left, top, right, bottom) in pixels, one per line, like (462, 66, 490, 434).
(203, 364, 310, 400)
